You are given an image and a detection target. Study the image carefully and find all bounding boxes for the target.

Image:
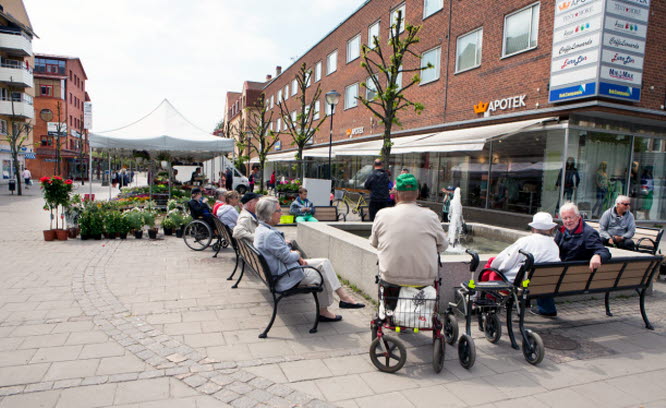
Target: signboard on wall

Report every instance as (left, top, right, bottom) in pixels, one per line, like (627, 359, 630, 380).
(83, 102, 93, 130)
(549, 0, 650, 103)
(47, 122, 67, 136)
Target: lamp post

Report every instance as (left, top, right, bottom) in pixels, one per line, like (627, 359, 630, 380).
(325, 90, 340, 181)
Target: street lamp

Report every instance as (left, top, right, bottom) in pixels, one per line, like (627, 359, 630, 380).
(325, 90, 340, 181)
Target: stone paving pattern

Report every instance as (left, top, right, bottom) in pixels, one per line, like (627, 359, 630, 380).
(1, 180, 666, 407)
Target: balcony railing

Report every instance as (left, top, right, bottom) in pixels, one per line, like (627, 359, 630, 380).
(0, 94, 34, 118)
(0, 29, 32, 57)
(0, 63, 33, 88)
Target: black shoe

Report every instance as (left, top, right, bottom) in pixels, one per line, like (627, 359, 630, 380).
(318, 314, 342, 322)
(339, 301, 365, 309)
(530, 308, 557, 317)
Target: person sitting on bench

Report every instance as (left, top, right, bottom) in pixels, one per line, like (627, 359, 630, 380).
(290, 187, 318, 222)
(254, 197, 364, 322)
(599, 195, 636, 251)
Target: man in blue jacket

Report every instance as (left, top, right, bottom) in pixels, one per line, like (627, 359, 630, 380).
(534, 202, 611, 317)
(364, 159, 390, 221)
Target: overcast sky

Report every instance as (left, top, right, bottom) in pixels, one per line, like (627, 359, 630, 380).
(24, 0, 362, 133)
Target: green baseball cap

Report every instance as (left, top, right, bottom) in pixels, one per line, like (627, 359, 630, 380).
(396, 173, 418, 191)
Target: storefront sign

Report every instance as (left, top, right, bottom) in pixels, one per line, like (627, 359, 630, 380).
(345, 127, 364, 137)
(274, 141, 281, 151)
(473, 95, 526, 115)
(549, 0, 650, 103)
(47, 122, 67, 136)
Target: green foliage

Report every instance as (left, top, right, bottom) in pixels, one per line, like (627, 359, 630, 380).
(79, 203, 105, 236)
(123, 210, 144, 231)
(162, 216, 177, 229)
(143, 210, 156, 228)
(104, 211, 124, 235)
(166, 209, 187, 228)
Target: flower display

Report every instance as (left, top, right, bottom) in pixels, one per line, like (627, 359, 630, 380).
(40, 176, 74, 230)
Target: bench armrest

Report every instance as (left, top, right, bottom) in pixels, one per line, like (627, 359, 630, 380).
(636, 237, 656, 249)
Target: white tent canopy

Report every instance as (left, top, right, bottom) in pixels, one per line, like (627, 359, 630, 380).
(88, 99, 233, 160)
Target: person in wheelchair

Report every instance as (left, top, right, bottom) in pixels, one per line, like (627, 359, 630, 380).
(188, 188, 216, 231)
(369, 173, 448, 301)
(254, 197, 364, 322)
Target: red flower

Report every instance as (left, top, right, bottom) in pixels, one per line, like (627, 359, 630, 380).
(53, 176, 63, 181)
(39, 176, 50, 183)
(65, 180, 73, 185)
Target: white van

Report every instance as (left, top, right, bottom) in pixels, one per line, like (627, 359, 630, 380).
(197, 157, 250, 193)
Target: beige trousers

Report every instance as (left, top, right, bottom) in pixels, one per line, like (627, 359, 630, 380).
(298, 258, 341, 308)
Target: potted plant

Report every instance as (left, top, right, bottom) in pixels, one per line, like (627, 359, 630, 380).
(64, 194, 83, 238)
(39, 176, 74, 241)
(144, 210, 158, 239)
(162, 216, 176, 236)
(118, 215, 131, 239)
(103, 211, 123, 239)
(124, 210, 144, 239)
(179, 214, 193, 238)
(80, 203, 104, 240)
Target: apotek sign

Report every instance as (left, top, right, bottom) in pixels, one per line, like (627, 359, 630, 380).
(473, 95, 526, 116)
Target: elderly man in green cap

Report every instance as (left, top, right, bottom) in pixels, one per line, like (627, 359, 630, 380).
(369, 173, 448, 286)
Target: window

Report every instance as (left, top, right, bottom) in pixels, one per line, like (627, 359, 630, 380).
(277, 89, 282, 103)
(423, 0, 443, 18)
(421, 47, 441, 84)
(326, 50, 337, 75)
(40, 85, 53, 97)
(365, 75, 378, 100)
(368, 21, 380, 47)
(395, 65, 403, 90)
(291, 79, 298, 96)
(0, 119, 6, 135)
(314, 101, 321, 120)
(283, 116, 289, 131)
(503, 3, 540, 57)
(269, 122, 273, 131)
(456, 28, 483, 72)
(270, 95, 274, 109)
(347, 34, 361, 63)
(325, 101, 333, 116)
(284, 85, 289, 100)
(276, 118, 281, 132)
(391, 3, 406, 34)
(314, 61, 322, 82)
(344, 83, 359, 109)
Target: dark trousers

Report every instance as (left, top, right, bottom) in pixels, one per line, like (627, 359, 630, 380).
(602, 237, 635, 251)
(369, 201, 388, 221)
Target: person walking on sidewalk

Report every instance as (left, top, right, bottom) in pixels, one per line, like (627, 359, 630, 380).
(22, 167, 32, 189)
(364, 159, 390, 221)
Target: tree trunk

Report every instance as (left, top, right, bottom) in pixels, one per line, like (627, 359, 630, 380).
(381, 121, 393, 163)
(11, 154, 22, 196)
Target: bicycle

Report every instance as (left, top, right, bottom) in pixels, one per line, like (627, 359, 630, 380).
(332, 189, 368, 217)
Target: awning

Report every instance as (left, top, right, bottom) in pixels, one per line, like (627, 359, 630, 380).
(390, 118, 555, 154)
(335, 133, 433, 156)
(303, 145, 336, 158)
(266, 151, 298, 162)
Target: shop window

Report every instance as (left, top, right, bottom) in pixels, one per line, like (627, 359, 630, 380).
(631, 137, 666, 220)
(503, 2, 540, 57)
(420, 47, 440, 84)
(326, 50, 338, 75)
(347, 34, 361, 63)
(423, 0, 443, 18)
(344, 83, 358, 110)
(368, 20, 380, 47)
(456, 28, 483, 73)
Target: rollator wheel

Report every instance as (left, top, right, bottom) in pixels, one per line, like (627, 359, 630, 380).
(484, 313, 502, 344)
(222, 238, 229, 249)
(432, 337, 445, 373)
(522, 330, 544, 365)
(369, 335, 407, 373)
(444, 313, 459, 345)
(212, 241, 221, 252)
(457, 334, 476, 369)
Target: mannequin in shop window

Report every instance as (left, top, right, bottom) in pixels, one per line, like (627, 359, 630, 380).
(556, 157, 580, 202)
(592, 161, 608, 218)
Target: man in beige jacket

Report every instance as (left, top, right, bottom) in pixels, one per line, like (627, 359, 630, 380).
(369, 173, 448, 286)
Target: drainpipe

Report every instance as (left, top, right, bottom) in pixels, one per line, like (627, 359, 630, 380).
(442, 0, 453, 122)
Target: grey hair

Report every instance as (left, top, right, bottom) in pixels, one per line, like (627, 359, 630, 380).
(256, 197, 279, 223)
(216, 189, 227, 200)
(559, 202, 580, 216)
(615, 195, 630, 205)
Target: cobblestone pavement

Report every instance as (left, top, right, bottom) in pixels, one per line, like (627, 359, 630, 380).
(1, 181, 666, 407)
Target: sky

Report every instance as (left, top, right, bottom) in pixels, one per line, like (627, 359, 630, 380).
(24, 0, 363, 133)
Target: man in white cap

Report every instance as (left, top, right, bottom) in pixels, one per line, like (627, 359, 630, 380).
(489, 212, 561, 286)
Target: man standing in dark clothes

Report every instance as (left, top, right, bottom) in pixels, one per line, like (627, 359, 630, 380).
(364, 159, 390, 221)
(225, 168, 233, 191)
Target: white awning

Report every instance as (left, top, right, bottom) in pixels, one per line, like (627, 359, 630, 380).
(303, 145, 336, 158)
(266, 151, 298, 162)
(390, 118, 555, 154)
(335, 133, 433, 156)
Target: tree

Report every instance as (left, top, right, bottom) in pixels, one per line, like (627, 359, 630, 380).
(231, 117, 247, 172)
(357, 10, 431, 162)
(3, 79, 33, 196)
(243, 94, 279, 189)
(53, 101, 66, 176)
(277, 62, 327, 178)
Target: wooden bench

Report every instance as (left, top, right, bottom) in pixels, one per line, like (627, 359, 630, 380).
(234, 239, 324, 338)
(215, 221, 241, 287)
(587, 221, 663, 255)
(210, 217, 230, 257)
(278, 206, 344, 225)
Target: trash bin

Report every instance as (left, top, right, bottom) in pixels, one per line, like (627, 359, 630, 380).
(8, 179, 16, 194)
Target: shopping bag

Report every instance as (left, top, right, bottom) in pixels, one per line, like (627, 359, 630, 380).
(392, 286, 437, 328)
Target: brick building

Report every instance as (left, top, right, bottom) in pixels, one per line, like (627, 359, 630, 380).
(0, 0, 35, 186)
(30, 54, 90, 180)
(224, 80, 266, 173)
(230, 0, 666, 223)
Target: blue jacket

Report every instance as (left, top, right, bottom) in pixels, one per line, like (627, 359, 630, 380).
(555, 219, 611, 263)
(290, 197, 315, 217)
(254, 222, 304, 292)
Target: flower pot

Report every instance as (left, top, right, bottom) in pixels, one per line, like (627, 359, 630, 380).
(92, 233, 102, 240)
(175, 227, 184, 238)
(67, 227, 78, 239)
(55, 229, 68, 241)
(134, 230, 143, 239)
(148, 229, 158, 240)
(119, 232, 127, 240)
(163, 227, 173, 236)
(81, 234, 90, 240)
(43, 229, 56, 241)
(103, 232, 114, 239)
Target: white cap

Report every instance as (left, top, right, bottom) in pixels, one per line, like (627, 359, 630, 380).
(528, 212, 557, 230)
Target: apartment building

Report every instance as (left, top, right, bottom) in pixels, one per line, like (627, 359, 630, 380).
(30, 54, 90, 180)
(224, 80, 266, 172)
(0, 0, 35, 185)
(233, 0, 666, 223)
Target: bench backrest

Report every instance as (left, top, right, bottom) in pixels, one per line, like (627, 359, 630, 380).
(587, 221, 663, 255)
(214, 219, 238, 251)
(236, 239, 274, 289)
(313, 206, 339, 222)
(516, 255, 662, 298)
